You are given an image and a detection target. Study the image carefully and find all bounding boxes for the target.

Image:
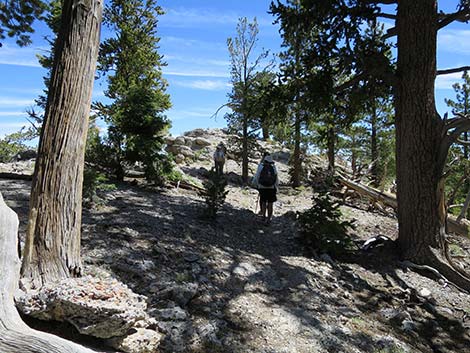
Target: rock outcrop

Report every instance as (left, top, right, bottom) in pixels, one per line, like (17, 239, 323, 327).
(17, 275, 161, 353)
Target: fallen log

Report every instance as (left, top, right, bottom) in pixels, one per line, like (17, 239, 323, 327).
(337, 175, 470, 238)
(0, 192, 94, 353)
(168, 180, 205, 193)
(337, 176, 397, 209)
(0, 172, 33, 181)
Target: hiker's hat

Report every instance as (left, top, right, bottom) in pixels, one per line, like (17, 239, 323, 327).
(264, 155, 274, 164)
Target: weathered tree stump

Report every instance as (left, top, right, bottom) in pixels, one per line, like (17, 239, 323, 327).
(0, 192, 94, 353)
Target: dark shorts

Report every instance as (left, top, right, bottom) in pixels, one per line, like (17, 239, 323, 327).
(259, 188, 277, 203)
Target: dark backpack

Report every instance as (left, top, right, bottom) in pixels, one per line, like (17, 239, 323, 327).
(214, 149, 225, 162)
(259, 163, 276, 187)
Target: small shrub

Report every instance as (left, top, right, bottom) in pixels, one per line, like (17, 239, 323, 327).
(297, 189, 355, 257)
(200, 169, 229, 219)
(0, 128, 36, 163)
(83, 168, 116, 207)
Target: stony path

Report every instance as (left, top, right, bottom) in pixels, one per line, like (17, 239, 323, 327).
(1, 175, 469, 353)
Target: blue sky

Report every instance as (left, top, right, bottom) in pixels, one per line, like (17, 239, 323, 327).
(0, 0, 469, 140)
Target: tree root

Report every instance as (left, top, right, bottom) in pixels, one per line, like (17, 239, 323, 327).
(403, 247, 470, 294)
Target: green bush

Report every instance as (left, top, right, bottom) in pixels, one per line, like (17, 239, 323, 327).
(83, 168, 116, 207)
(0, 128, 36, 163)
(297, 189, 355, 257)
(200, 169, 229, 219)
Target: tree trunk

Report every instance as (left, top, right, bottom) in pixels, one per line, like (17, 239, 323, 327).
(21, 0, 103, 288)
(370, 107, 379, 187)
(351, 147, 357, 177)
(396, 0, 470, 289)
(242, 114, 249, 184)
(292, 115, 301, 187)
(457, 188, 470, 222)
(0, 193, 94, 353)
(327, 126, 335, 172)
(261, 120, 269, 141)
(396, 0, 442, 256)
(447, 173, 466, 206)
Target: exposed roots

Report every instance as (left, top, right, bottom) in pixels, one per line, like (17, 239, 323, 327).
(405, 246, 470, 294)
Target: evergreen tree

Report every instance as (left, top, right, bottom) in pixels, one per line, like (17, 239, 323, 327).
(226, 17, 269, 184)
(273, 0, 470, 289)
(96, 0, 171, 183)
(0, 0, 46, 46)
(271, 0, 314, 186)
(445, 70, 470, 220)
(200, 170, 229, 219)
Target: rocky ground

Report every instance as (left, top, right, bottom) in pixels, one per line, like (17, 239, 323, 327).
(1, 129, 469, 353)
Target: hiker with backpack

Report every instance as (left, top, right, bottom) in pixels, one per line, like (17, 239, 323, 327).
(213, 142, 226, 175)
(252, 154, 279, 225)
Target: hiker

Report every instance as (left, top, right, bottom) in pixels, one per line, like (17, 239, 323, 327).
(255, 152, 269, 214)
(213, 142, 226, 175)
(252, 154, 279, 225)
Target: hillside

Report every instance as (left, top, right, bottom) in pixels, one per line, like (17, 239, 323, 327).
(0, 128, 469, 353)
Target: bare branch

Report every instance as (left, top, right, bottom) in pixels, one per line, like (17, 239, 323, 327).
(437, 66, 470, 76)
(210, 103, 229, 120)
(438, 9, 470, 30)
(439, 113, 470, 172)
(361, 0, 397, 4)
(383, 27, 397, 40)
(456, 138, 470, 146)
(334, 73, 365, 92)
(444, 113, 470, 132)
(372, 12, 397, 20)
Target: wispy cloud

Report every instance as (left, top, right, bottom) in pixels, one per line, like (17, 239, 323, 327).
(164, 69, 230, 78)
(162, 7, 238, 28)
(0, 87, 42, 95)
(438, 29, 470, 54)
(435, 72, 464, 89)
(165, 53, 230, 68)
(0, 111, 28, 117)
(0, 98, 35, 107)
(161, 36, 226, 51)
(0, 44, 46, 68)
(161, 7, 274, 29)
(0, 122, 28, 127)
(173, 79, 230, 91)
(167, 107, 227, 121)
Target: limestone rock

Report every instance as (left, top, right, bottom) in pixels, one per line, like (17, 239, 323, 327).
(174, 136, 186, 146)
(17, 276, 151, 339)
(178, 146, 195, 158)
(174, 154, 185, 164)
(106, 328, 162, 353)
(194, 137, 211, 147)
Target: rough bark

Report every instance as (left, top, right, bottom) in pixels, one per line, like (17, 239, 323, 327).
(292, 115, 302, 187)
(395, 0, 470, 290)
(242, 114, 249, 184)
(326, 126, 335, 172)
(457, 188, 470, 222)
(261, 121, 269, 141)
(370, 106, 379, 187)
(395, 0, 441, 255)
(21, 0, 103, 288)
(0, 193, 94, 353)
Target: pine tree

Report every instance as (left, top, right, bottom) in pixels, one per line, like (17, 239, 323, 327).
(226, 17, 270, 184)
(0, 0, 46, 46)
(273, 0, 470, 290)
(96, 0, 171, 183)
